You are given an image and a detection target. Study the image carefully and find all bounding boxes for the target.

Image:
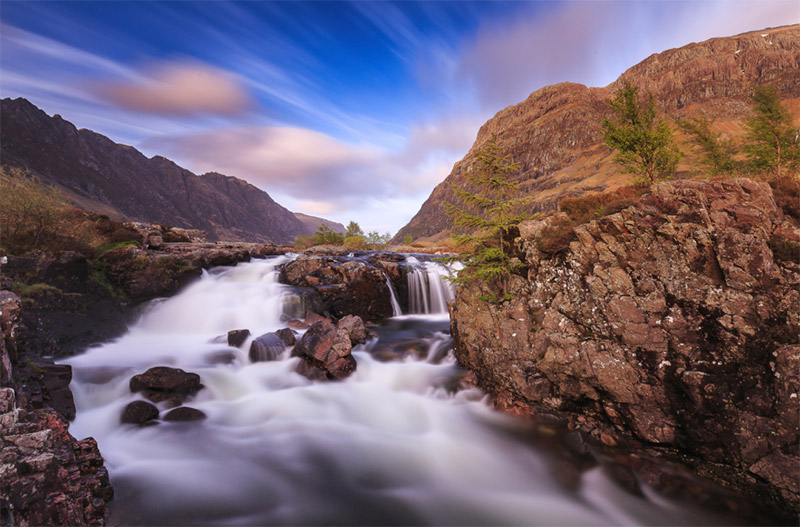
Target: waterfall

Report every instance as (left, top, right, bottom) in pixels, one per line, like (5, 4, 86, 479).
(384, 275, 403, 317)
(405, 256, 457, 314)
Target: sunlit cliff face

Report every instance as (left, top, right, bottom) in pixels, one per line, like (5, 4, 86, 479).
(1, 1, 797, 232)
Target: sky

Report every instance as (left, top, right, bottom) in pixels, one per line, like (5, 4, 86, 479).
(1, 1, 797, 234)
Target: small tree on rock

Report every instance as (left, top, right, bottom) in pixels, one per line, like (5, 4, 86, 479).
(345, 221, 363, 238)
(602, 82, 681, 184)
(443, 134, 533, 301)
(678, 115, 739, 176)
(744, 85, 799, 177)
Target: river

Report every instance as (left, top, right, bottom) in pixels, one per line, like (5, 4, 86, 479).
(65, 255, 730, 526)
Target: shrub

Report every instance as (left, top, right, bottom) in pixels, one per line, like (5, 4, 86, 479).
(559, 185, 649, 225)
(343, 235, 368, 250)
(769, 234, 800, 264)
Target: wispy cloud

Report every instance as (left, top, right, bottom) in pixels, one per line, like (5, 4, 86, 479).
(92, 62, 255, 117)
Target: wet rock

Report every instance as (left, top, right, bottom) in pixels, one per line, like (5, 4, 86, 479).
(204, 350, 237, 365)
(280, 256, 393, 321)
(292, 320, 356, 381)
(25, 360, 76, 421)
(451, 179, 800, 514)
(120, 400, 159, 425)
(337, 315, 370, 345)
(129, 366, 203, 404)
(275, 328, 297, 346)
(281, 287, 325, 320)
(249, 333, 287, 362)
(163, 406, 207, 422)
(227, 329, 250, 348)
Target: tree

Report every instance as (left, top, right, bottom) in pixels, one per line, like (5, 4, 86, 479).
(345, 221, 363, 238)
(442, 134, 533, 301)
(364, 231, 391, 249)
(744, 85, 799, 177)
(602, 82, 681, 184)
(678, 115, 739, 176)
(312, 224, 344, 245)
(0, 168, 70, 251)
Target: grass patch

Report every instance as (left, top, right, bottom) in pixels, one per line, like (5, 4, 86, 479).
(11, 281, 64, 298)
(94, 240, 139, 258)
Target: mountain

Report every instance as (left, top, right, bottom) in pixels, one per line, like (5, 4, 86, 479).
(394, 25, 800, 242)
(293, 213, 346, 235)
(0, 98, 313, 244)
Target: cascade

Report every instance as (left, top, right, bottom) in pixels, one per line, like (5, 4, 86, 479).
(383, 274, 403, 317)
(405, 256, 457, 314)
(62, 256, 731, 526)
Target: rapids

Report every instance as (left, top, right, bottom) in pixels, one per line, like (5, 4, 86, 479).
(65, 256, 728, 526)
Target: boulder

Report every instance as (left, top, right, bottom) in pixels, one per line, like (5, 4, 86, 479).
(227, 329, 250, 348)
(249, 332, 287, 362)
(129, 366, 203, 404)
(337, 315, 370, 345)
(146, 231, 163, 249)
(275, 328, 297, 346)
(292, 320, 357, 381)
(121, 400, 159, 425)
(163, 406, 207, 422)
(279, 256, 393, 321)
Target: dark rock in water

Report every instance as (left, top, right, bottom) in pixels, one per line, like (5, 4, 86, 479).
(304, 310, 329, 325)
(292, 320, 356, 381)
(227, 329, 251, 348)
(337, 315, 370, 345)
(205, 350, 237, 365)
(121, 400, 159, 425)
(129, 366, 203, 404)
(249, 332, 287, 362)
(164, 406, 207, 422)
(287, 319, 309, 330)
(275, 328, 297, 346)
(208, 334, 227, 344)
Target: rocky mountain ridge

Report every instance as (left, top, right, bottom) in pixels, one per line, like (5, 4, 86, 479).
(394, 24, 800, 242)
(0, 98, 325, 244)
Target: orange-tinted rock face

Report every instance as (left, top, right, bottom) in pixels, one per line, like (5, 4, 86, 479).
(450, 179, 800, 515)
(395, 25, 800, 242)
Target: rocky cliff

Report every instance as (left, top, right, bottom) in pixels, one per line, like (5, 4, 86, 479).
(450, 178, 799, 514)
(0, 98, 312, 244)
(395, 24, 800, 242)
(1, 291, 114, 525)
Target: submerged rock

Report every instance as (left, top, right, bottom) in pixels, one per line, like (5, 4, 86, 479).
(129, 366, 203, 404)
(163, 406, 207, 422)
(121, 400, 159, 425)
(249, 332, 287, 362)
(451, 179, 800, 514)
(292, 320, 357, 381)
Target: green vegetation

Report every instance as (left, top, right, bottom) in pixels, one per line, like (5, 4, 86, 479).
(602, 82, 681, 185)
(443, 134, 533, 301)
(0, 167, 72, 252)
(11, 281, 65, 299)
(402, 234, 414, 245)
(744, 85, 799, 177)
(342, 235, 368, 250)
(345, 221, 364, 237)
(678, 115, 738, 176)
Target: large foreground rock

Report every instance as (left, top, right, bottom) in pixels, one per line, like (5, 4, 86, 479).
(292, 320, 357, 381)
(451, 179, 800, 514)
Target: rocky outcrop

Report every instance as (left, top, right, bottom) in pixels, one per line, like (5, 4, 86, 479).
(0, 98, 314, 244)
(395, 25, 800, 242)
(1, 292, 113, 525)
(451, 179, 799, 514)
(280, 255, 395, 321)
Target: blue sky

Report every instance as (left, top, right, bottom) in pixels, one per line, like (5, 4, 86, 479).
(1, 1, 797, 233)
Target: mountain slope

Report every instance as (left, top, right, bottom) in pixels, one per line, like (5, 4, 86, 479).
(293, 213, 346, 235)
(394, 24, 800, 242)
(0, 98, 309, 244)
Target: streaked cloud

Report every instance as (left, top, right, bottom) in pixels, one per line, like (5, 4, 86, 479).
(92, 62, 255, 117)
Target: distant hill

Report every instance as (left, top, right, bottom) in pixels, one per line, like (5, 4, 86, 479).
(0, 98, 322, 244)
(293, 213, 345, 235)
(393, 25, 800, 242)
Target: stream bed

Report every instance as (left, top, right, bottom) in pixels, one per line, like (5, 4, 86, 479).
(65, 256, 734, 526)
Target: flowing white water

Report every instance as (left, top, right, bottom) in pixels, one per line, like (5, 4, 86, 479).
(406, 256, 459, 314)
(384, 275, 403, 317)
(65, 257, 726, 526)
